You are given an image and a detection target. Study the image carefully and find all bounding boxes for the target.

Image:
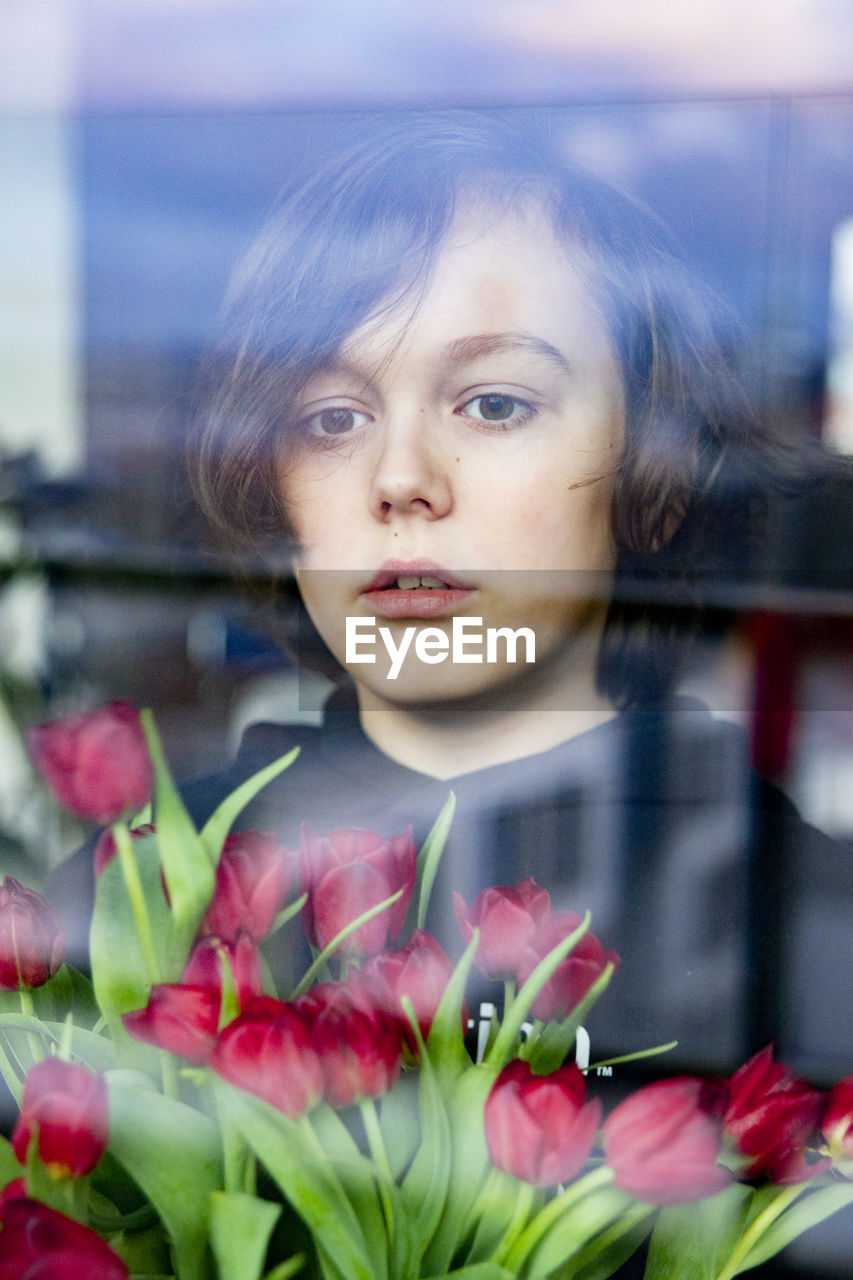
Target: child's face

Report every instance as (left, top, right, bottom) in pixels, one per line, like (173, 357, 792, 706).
(277, 202, 625, 705)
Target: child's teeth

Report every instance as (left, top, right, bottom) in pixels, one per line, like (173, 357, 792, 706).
(419, 576, 445, 589)
(396, 576, 421, 590)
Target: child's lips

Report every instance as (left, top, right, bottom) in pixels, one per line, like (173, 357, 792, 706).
(360, 561, 477, 618)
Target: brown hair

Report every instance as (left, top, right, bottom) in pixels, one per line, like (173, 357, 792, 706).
(190, 113, 808, 707)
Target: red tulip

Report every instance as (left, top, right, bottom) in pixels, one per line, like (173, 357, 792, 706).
(12, 1058, 108, 1179)
(361, 930, 459, 1050)
(454, 879, 550, 979)
(520, 910, 619, 1021)
(822, 1077, 853, 1173)
(209, 995, 324, 1117)
(603, 1077, 732, 1205)
(182, 931, 263, 1010)
(0, 1197, 128, 1280)
(484, 1059, 601, 1186)
(28, 701, 152, 824)
(454, 878, 618, 1019)
(299, 825, 416, 957)
(202, 830, 295, 943)
(723, 1047, 829, 1184)
(123, 984, 221, 1064)
(293, 980, 402, 1109)
(0, 1178, 26, 1212)
(0, 876, 65, 990)
(93, 823, 156, 877)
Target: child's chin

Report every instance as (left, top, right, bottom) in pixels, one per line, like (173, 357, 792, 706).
(351, 661, 538, 710)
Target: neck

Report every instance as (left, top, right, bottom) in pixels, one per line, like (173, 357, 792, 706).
(355, 635, 616, 780)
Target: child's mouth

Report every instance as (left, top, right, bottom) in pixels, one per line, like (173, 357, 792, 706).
(360, 563, 477, 618)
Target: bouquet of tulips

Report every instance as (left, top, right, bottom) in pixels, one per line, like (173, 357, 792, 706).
(3, 702, 853, 1280)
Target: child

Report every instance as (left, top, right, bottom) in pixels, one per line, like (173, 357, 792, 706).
(66, 115, 846, 1082)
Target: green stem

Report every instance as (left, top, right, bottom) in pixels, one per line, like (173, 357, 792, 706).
(503, 978, 516, 1019)
(359, 1098, 395, 1239)
(113, 820, 160, 984)
(503, 1164, 615, 1273)
(490, 1180, 537, 1267)
(714, 1185, 805, 1280)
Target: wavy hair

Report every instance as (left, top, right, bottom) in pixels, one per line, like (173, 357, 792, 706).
(190, 113, 809, 707)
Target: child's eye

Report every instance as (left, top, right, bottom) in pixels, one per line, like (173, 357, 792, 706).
(456, 393, 536, 428)
(302, 407, 371, 437)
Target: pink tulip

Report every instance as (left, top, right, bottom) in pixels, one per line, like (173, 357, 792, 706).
(0, 877, 65, 990)
(28, 701, 152, 824)
(485, 1059, 600, 1186)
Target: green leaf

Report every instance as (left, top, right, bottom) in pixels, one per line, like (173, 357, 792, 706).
(101, 1220, 173, 1276)
(264, 1258, 307, 1280)
(463, 1170, 536, 1264)
(525, 1186, 635, 1280)
(0, 1014, 116, 1073)
(309, 1103, 394, 1280)
(738, 1181, 853, 1273)
(219, 1085, 375, 1280)
(522, 968, 622, 1076)
(422, 1065, 500, 1276)
(210, 1191, 281, 1280)
(199, 749, 300, 862)
(292, 889, 405, 997)
(106, 1074, 222, 1280)
(569, 1208, 652, 1280)
(487, 916, 602, 1068)
(416, 792, 456, 930)
(401, 1035, 453, 1255)
(422, 1264, 513, 1279)
(141, 709, 216, 947)
(90, 840, 181, 1060)
(425, 930, 479, 1088)
(378, 1075, 421, 1181)
(643, 1185, 753, 1280)
(0, 1133, 21, 1188)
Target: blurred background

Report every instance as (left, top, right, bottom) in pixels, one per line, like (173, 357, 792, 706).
(3, 0, 851, 862)
(1, 1, 852, 1272)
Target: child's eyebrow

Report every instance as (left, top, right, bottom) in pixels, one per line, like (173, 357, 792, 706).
(439, 331, 573, 374)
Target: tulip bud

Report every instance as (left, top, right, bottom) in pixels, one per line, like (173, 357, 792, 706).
(202, 830, 295, 943)
(520, 912, 619, 1022)
(0, 877, 65, 991)
(484, 1059, 601, 1186)
(454, 878, 618, 1019)
(12, 1059, 108, 1179)
(0, 1197, 128, 1280)
(122, 984, 222, 1064)
(299, 825, 416, 957)
(603, 1077, 732, 1205)
(209, 996, 324, 1117)
(454, 878, 550, 979)
(28, 701, 152, 825)
(723, 1046, 829, 1183)
(182, 931, 263, 1011)
(361, 929, 459, 1050)
(293, 980, 402, 1109)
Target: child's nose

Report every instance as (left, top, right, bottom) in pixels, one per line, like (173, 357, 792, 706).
(367, 411, 453, 522)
